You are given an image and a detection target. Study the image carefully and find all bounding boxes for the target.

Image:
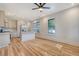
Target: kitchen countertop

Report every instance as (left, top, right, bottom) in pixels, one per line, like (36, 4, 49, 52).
(0, 32, 10, 35)
(21, 32, 35, 34)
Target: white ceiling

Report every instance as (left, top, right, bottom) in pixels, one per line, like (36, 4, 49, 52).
(0, 3, 78, 21)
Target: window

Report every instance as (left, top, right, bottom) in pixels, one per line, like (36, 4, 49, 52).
(32, 20, 40, 33)
(48, 18, 55, 34)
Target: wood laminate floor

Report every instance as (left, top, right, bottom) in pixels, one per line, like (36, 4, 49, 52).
(0, 37, 79, 56)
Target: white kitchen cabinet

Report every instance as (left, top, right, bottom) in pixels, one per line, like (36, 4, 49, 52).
(0, 11, 5, 27)
(0, 33, 10, 48)
(21, 32, 35, 42)
(5, 18, 17, 29)
(4, 18, 9, 28)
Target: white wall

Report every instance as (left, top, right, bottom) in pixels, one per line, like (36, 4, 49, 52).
(40, 17, 48, 34)
(37, 5, 79, 46)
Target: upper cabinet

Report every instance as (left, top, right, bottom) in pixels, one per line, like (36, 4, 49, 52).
(0, 10, 17, 30)
(4, 18, 9, 28)
(4, 18, 17, 30)
(8, 20, 17, 29)
(0, 11, 5, 27)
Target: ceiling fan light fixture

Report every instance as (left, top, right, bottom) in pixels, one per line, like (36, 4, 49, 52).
(38, 8, 43, 11)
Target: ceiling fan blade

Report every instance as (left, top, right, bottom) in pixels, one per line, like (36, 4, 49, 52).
(32, 8, 39, 10)
(42, 7, 50, 9)
(34, 3, 40, 7)
(41, 3, 46, 7)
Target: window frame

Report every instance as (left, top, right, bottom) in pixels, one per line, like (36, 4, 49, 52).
(48, 18, 55, 34)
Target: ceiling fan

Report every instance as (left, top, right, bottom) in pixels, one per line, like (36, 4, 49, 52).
(32, 3, 50, 12)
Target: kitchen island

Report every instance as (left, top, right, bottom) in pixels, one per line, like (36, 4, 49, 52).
(21, 32, 35, 42)
(0, 33, 10, 48)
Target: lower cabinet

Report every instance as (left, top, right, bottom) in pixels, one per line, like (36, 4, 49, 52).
(21, 32, 35, 42)
(0, 33, 10, 48)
